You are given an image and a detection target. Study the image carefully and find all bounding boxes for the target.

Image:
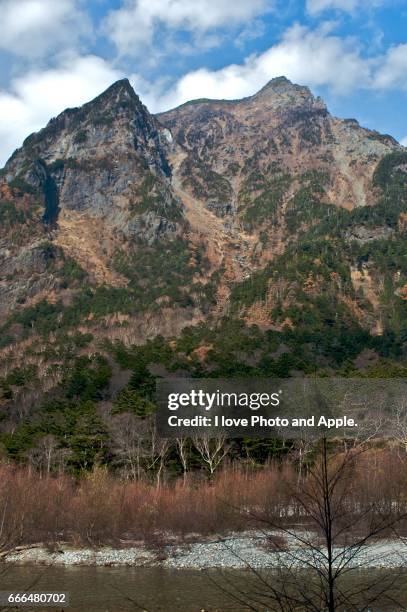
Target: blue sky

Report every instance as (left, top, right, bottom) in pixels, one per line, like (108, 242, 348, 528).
(0, 0, 406, 165)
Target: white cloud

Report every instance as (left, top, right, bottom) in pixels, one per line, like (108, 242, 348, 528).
(401, 136, 407, 147)
(137, 24, 372, 111)
(104, 0, 273, 57)
(373, 44, 407, 90)
(0, 0, 90, 58)
(133, 25, 407, 113)
(306, 0, 385, 15)
(0, 23, 405, 166)
(0, 55, 122, 166)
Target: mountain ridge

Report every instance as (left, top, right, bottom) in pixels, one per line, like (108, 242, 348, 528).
(0, 76, 405, 381)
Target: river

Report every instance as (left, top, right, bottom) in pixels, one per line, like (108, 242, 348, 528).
(1, 566, 407, 611)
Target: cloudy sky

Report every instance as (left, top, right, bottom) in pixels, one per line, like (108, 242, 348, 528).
(0, 0, 406, 165)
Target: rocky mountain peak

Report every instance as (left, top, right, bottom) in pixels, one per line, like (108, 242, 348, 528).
(0, 75, 405, 368)
(251, 76, 327, 113)
(4, 78, 156, 179)
(74, 77, 149, 124)
(1, 75, 180, 257)
(4, 75, 174, 187)
(158, 75, 399, 221)
(255, 75, 305, 94)
(95, 77, 136, 100)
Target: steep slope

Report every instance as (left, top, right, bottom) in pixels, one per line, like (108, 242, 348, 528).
(159, 77, 397, 217)
(0, 77, 406, 468)
(0, 77, 405, 366)
(3, 78, 183, 242)
(0, 79, 211, 338)
(158, 77, 404, 323)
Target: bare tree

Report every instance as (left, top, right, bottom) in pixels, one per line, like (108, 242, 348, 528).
(109, 412, 171, 486)
(109, 413, 149, 480)
(292, 428, 313, 487)
(193, 435, 229, 477)
(213, 438, 407, 611)
(390, 398, 407, 454)
(26, 435, 59, 477)
(146, 420, 170, 488)
(175, 437, 189, 485)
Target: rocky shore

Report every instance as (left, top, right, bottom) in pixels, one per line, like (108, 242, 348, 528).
(5, 532, 407, 570)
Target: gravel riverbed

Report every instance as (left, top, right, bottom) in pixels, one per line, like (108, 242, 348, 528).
(5, 532, 407, 570)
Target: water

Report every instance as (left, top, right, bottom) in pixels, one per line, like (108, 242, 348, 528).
(0, 566, 241, 611)
(1, 566, 406, 611)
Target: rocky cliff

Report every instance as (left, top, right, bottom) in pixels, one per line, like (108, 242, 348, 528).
(159, 76, 397, 213)
(0, 77, 405, 375)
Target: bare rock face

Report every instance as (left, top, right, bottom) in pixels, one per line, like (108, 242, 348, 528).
(4, 79, 181, 235)
(159, 76, 398, 218)
(0, 76, 405, 345)
(0, 80, 188, 324)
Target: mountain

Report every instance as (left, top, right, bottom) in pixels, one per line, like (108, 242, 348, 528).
(0, 77, 406, 418)
(159, 76, 397, 214)
(157, 77, 404, 335)
(0, 79, 185, 317)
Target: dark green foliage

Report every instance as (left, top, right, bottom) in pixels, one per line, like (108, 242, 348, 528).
(181, 158, 233, 203)
(59, 257, 87, 285)
(62, 286, 135, 324)
(0, 335, 13, 349)
(235, 437, 291, 464)
(0, 287, 134, 344)
(125, 359, 156, 400)
(67, 406, 109, 472)
(229, 269, 269, 308)
(0, 355, 110, 472)
(346, 192, 406, 231)
(0, 382, 12, 402)
(12, 299, 63, 334)
(2, 398, 109, 473)
(62, 355, 111, 401)
(131, 174, 182, 220)
(5, 364, 38, 388)
(189, 271, 221, 313)
(109, 341, 160, 412)
(0, 201, 26, 227)
(241, 174, 292, 229)
(38, 240, 56, 260)
(285, 300, 370, 365)
(42, 172, 59, 225)
(2, 267, 201, 343)
(258, 351, 305, 377)
(8, 177, 39, 195)
(73, 130, 87, 144)
(373, 151, 407, 189)
(109, 336, 173, 371)
(48, 158, 78, 173)
(1, 423, 40, 460)
(351, 236, 406, 275)
(285, 174, 330, 234)
(226, 162, 240, 176)
(112, 388, 155, 416)
(298, 170, 330, 188)
(114, 239, 209, 308)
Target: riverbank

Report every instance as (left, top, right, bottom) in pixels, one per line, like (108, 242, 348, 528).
(5, 532, 407, 570)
